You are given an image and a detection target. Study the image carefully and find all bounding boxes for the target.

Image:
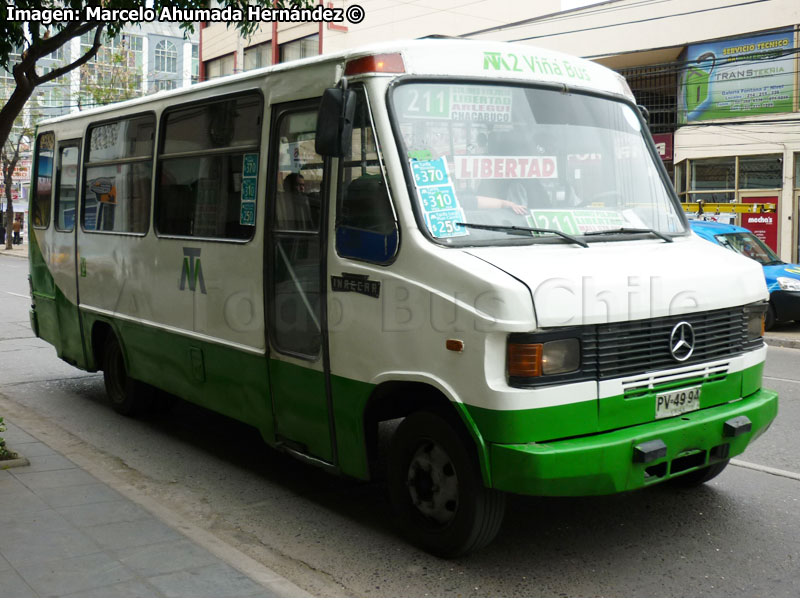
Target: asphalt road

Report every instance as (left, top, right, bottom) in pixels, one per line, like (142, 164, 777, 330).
(2, 252, 799, 597)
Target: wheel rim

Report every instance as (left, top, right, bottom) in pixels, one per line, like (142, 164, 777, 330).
(406, 439, 459, 526)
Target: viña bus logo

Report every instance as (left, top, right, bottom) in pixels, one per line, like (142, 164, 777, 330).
(180, 248, 207, 294)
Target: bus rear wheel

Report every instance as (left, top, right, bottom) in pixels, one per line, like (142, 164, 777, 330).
(387, 411, 505, 557)
(102, 333, 145, 417)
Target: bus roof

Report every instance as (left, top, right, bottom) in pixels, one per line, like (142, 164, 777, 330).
(38, 38, 633, 126)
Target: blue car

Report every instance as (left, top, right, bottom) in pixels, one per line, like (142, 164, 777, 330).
(690, 219, 800, 329)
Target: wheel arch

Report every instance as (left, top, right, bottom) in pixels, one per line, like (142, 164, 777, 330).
(88, 318, 124, 372)
(363, 375, 491, 486)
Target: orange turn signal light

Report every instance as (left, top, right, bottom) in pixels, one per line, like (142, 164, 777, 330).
(507, 343, 543, 378)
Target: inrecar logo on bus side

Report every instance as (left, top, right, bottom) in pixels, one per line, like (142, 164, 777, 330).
(180, 247, 207, 294)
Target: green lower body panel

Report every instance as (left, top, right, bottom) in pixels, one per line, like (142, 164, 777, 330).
(489, 388, 778, 496)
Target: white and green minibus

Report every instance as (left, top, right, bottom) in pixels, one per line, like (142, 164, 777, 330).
(28, 39, 778, 556)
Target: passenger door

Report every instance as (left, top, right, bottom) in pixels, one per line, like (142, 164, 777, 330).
(266, 101, 334, 463)
(51, 139, 86, 366)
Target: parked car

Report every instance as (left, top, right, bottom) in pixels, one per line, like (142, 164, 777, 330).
(690, 219, 800, 328)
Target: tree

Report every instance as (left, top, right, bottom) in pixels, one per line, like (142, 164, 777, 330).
(1, 117, 33, 250)
(77, 38, 142, 110)
(0, 0, 310, 156)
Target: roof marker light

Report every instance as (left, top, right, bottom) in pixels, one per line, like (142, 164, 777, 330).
(344, 53, 405, 76)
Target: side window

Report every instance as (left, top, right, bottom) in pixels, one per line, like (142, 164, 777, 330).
(156, 93, 262, 240)
(83, 115, 154, 234)
(269, 106, 324, 358)
(55, 144, 80, 231)
(336, 88, 398, 263)
(32, 132, 55, 229)
(274, 111, 323, 232)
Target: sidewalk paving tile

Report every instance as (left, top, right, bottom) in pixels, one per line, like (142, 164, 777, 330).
(13, 466, 99, 490)
(0, 525, 102, 569)
(37, 481, 125, 508)
(63, 579, 165, 598)
(0, 568, 37, 597)
(15, 551, 138, 596)
(0, 552, 12, 572)
(148, 563, 278, 598)
(1, 425, 37, 445)
(84, 516, 184, 551)
(9, 452, 76, 472)
(0, 419, 305, 598)
(116, 538, 220, 577)
(7, 440, 58, 458)
(56, 499, 151, 528)
(0, 507, 77, 539)
(0, 487, 49, 514)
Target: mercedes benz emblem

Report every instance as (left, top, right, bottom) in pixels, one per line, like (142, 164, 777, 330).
(669, 321, 695, 362)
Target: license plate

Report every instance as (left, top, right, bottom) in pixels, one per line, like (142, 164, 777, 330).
(655, 386, 701, 419)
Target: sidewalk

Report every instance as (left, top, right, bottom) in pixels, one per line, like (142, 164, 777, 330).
(0, 239, 27, 259)
(0, 419, 307, 598)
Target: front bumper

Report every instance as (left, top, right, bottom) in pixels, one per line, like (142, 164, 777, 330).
(489, 387, 778, 496)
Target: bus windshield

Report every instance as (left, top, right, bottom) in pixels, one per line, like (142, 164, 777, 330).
(391, 82, 686, 246)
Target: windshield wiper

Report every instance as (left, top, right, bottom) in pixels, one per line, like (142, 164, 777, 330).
(457, 222, 588, 248)
(583, 228, 673, 243)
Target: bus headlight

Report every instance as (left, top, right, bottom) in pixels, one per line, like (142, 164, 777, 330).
(747, 309, 765, 339)
(541, 339, 581, 375)
(777, 277, 800, 291)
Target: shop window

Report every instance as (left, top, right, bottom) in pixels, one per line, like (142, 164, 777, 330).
(690, 157, 735, 191)
(244, 43, 271, 71)
(738, 154, 782, 189)
(205, 54, 234, 79)
(689, 192, 735, 204)
(795, 153, 800, 189)
(674, 162, 686, 197)
(279, 35, 318, 63)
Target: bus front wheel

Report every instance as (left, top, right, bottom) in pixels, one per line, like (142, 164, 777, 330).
(102, 333, 144, 417)
(387, 411, 505, 557)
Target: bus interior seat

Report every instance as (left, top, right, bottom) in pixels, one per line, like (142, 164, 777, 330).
(341, 173, 393, 232)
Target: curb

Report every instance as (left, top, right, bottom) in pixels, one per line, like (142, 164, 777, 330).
(764, 336, 800, 350)
(0, 452, 30, 470)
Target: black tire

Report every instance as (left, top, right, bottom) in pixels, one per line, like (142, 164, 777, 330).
(102, 333, 147, 416)
(670, 459, 730, 487)
(387, 411, 506, 557)
(766, 304, 776, 330)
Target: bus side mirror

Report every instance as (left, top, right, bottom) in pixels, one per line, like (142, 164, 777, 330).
(316, 87, 356, 157)
(638, 104, 650, 124)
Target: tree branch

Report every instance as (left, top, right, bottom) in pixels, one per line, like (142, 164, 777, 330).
(33, 24, 106, 85)
(20, 20, 98, 68)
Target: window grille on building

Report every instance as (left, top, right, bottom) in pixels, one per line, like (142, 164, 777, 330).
(616, 64, 678, 135)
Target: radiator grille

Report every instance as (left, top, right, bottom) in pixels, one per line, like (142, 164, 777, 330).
(590, 306, 757, 380)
